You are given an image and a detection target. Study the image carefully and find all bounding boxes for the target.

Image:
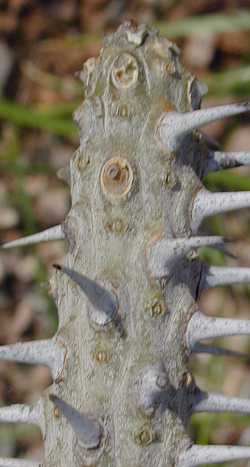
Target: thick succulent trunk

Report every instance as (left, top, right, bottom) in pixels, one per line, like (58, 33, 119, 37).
(1, 21, 250, 467)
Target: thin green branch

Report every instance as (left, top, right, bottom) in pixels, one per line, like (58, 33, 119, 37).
(0, 99, 77, 138)
(205, 172, 250, 192)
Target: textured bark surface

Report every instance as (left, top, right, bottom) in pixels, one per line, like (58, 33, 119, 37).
(45, 23, 204, 467)
(2, 21, 250, 467)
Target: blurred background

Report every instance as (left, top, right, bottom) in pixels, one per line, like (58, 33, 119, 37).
(1, 0, 250, 465)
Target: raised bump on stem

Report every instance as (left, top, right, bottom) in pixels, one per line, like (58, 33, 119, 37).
(136, 363, 168, 415)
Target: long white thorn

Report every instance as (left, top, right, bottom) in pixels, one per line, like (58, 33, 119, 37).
(53, 264, 118, 320)
(156, 101, 250, 152)
(0, 340, 65, 381)
(0, 399, 44, 433)
(192, 342, 249, 358)
(0, 225, 65, 249)
(207, 151, 250, 172)
(193, 392, 250, 414)
(178, 444, 250, 467)
(192, 189, 250, 232)
(49, 395, 102, 449)
(204, 266, 250, 288)
(147, 236, 225, 278)
(187, 311, 250, 350)
(0, 460, 42, 467)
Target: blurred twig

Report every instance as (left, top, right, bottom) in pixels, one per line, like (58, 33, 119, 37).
(38, 10, 250, 52)
(0, 99, 77, 139)
(205, 67, 250, 98)
(23, 62, 82, 98)
(156, 10, 250, 37)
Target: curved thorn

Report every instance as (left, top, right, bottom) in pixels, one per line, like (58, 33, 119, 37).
(53, 264, 118, 319)
(193, 392, 250, 414)
(0, 399, 45, 434)
(192, 342, 249, 359)
(192, 189, 250, 232)
(156, 101, 250, 151)
(0, 459, 42, 467)
(0, 225, 65, 249)
(204, 266, 250, 289)
(49, 395, 102, 449)
(0, 340, 65, 381)
(207, 151, 250, 172)
(178, 444, 250, 467)
(147, 236, 225, 278)
(186, 311, 250, 350)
